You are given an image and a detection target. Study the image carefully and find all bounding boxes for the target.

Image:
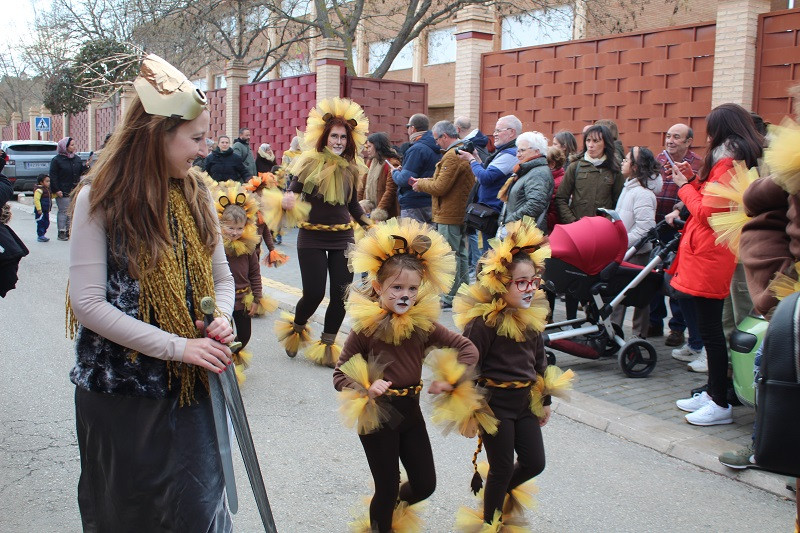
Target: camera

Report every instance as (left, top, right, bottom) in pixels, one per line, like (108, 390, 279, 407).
(455, 140, 474, 155)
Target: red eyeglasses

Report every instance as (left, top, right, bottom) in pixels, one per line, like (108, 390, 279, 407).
(510, 277, 542, 292)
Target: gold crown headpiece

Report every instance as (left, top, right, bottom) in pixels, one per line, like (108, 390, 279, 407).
(133, 54, 207, 120)
(299, 97, 369, 154)
(478, 216, 551, 295)
(348, 218, 456, 293)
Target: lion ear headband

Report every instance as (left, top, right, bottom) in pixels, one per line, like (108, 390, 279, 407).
(133, 54, 207, 120)
(321, 112, 358, 129)
(219, 193, 247, 209)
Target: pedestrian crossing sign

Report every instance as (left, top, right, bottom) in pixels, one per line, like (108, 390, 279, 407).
(35, 117, 51, 132)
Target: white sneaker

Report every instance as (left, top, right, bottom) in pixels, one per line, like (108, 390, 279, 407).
(671, 344, 704, 363)
(676, 390, 712, 412)
(687, 351, 708, 373)
(685, 401, 733, 426)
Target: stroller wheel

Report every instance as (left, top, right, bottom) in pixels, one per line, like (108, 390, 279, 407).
(546, 351, 557, 366)
(603, 323, 625, 357)
(617, 339, 657, 378)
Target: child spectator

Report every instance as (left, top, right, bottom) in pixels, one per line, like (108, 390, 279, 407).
(33, 174, 52, 242)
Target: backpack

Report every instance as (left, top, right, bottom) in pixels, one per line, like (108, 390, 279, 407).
(753, 291, 800, 476)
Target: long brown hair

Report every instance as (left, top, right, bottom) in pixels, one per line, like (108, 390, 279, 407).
(78, 95, 218, 278)
(315, 117, 356, 161)
(700, 103, 763, 181)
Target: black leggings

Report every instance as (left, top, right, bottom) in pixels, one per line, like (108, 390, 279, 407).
(295, 248, 353, 334)
(481, 388, 546, 522)
(232, 309, 251, 349)
(358, 396, 436, 532)
(693, 296, 728, 407)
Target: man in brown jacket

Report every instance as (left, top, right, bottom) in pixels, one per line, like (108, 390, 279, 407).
(411, 120, 475, 308)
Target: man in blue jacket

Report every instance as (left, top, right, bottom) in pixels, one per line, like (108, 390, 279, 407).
(392, 113, 440, 223)
(458, 114, 520, 272)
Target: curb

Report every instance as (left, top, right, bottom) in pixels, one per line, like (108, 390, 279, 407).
(270, 278, 798, 500)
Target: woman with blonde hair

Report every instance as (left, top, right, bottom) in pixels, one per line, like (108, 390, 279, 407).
(67, 54, 236, 530)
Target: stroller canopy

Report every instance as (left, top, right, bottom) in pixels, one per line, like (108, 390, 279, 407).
(549, 216, 628, 275)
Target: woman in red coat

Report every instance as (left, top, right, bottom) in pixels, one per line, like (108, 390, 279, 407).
(668, 103, 763, 426)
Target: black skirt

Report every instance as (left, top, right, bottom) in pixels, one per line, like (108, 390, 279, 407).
(75, 387, 232, 533)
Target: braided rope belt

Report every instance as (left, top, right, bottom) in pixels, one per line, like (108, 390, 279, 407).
(297, 221, 356, 231)
(384, 381, 423, 397)
(477, 378, 532, 389)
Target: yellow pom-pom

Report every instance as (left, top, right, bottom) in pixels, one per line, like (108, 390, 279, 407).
(765, 118, 800, 194)
(391, 501, 425, 533)
(274, 312, 311, 355)
(542, 365, 576, 399)
(253, 295, 278, 316)
(768, 262, 800, 301)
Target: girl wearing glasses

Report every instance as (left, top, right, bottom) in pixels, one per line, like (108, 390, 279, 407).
(453, 217, 572, 529)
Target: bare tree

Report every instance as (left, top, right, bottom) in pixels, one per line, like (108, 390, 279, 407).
(0, 46, 44, 121)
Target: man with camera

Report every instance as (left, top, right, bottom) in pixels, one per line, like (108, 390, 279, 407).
(457, 114, 521, 269)
(392, 113, 439, 223)
(410, 121, 474, 308)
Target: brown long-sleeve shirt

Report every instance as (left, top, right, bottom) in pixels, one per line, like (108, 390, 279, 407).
(288, 177, 367, 250)
(333, 323, 478, 391)
(227, 249, 262, 311)
(462, 316, 548, 383)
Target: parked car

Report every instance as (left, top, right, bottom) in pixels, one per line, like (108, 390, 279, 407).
(0, 141, 93, 192)
(1, 140, 58, 192)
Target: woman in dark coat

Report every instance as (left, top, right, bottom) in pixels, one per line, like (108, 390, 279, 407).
(49, 136, 88, 240)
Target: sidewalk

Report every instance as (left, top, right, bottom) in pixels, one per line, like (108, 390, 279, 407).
(259, 229, 793, 500)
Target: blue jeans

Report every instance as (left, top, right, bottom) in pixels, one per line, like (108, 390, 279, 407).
(468, 231, 490, 274)
(400, 206, 432, 225)
(680, 297, 704, 351)
(650, 294, 686, 332)
(437, 223, 469, 305)
(36, 210, 50, 237)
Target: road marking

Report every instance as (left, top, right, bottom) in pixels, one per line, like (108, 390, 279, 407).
(262, 277, 329, 306)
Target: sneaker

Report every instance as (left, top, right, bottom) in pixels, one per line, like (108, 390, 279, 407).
(37, 236, 49, 242)
(688, 351, 708, 373)
(676, 390, 713, 412)
(685, 401, 733, 426)
(665, 330, 685, 347)
(719, 443, 758, 469)
(671, 344, 704, 362)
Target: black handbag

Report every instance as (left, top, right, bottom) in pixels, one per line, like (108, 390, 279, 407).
(753, 291, 800, 477)
(464, 182, 500, 236)
(0, 221, 29, 297)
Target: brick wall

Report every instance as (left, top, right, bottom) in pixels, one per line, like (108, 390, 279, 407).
(206, 88, 227, 142)
(17, 122, 29, 140)
(753, 7, 800, 123)
(69, 110, 89, 151)
(51, 115, 63, 141)
(239, 73, 316, 160)
(95, 106, 115, 148)
(345, 76, 428, 147)
(480, 22, 716, 154)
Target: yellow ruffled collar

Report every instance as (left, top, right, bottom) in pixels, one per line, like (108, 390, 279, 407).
(453, 283, 549, 341)
(286, 148, 368, 205)
(346, 289, 440, 345)
(222, 222, 260, 257)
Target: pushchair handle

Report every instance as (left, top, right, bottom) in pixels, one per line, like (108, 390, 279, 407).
(596, 208, 621, 222)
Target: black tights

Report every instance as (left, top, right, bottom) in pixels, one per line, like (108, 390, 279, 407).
(358, 397, 436, 532)
(232, 309, 252, 349)
(295, 248, 353, 334)
(693, 296, 728, 407)
(481, 388, 546, 523)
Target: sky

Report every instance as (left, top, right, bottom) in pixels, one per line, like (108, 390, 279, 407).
(2, 0, 47, 68)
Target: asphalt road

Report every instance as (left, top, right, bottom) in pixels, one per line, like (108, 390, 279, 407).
(1, 200, 795, 532)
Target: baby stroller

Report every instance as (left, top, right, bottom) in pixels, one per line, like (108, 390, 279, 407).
(542, 210, 681, 377)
